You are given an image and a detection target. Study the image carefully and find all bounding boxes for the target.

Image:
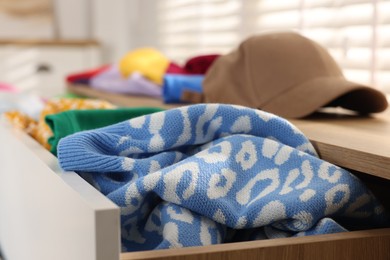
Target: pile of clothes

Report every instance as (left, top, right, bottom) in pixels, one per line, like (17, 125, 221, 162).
(57, 103, 389, 252)
(66, 32, 388, 118)
(67, 48, 219, 104)
(4, 97, 162, 154)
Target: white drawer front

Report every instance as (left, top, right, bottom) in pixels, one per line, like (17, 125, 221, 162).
(0, 120, 120, 260)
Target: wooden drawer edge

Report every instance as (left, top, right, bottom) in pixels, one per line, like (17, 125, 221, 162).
(67, 84, 178, 109)
(0, 39, 100, 46)
(121, 228, 390, 260)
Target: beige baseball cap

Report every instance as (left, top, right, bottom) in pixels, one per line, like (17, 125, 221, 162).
(183, 32, 388, 118)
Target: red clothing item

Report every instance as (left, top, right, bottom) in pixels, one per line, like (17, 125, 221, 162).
(165, 55, 220, 75)
(184, 54, 220, 74)
(66, 64, 111, 83)
(166, 62, 186, 74)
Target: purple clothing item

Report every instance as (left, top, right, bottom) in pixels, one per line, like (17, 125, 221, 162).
(90, 65, 162, 97)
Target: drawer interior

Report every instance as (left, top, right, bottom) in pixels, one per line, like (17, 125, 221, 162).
(116, 147, 390, 259)
(120, 172, 390, 260)
(353, 171, 390, 211)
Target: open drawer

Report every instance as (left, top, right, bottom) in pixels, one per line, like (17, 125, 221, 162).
(1, 117, 390, 260)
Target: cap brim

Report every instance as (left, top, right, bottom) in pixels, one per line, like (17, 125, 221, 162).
(261, 77, 389, 118)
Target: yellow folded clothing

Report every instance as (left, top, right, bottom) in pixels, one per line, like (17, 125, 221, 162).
(119, 48, 169, 85)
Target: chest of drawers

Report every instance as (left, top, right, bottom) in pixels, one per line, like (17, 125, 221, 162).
(0, 40, 101, 98)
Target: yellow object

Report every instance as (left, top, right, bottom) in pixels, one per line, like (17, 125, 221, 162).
(3, 111, 36, 134)
(119, 48, 169, 85)
(4, 98, 114, 150)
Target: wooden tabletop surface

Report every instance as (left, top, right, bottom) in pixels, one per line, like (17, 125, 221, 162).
(68, 84, 390, 180)
(290, 112, 390, 180)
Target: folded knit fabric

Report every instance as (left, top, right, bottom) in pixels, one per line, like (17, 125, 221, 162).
(58, 104, 389, 252)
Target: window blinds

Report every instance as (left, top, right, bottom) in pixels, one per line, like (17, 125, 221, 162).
(157, 0, 390, 94)
(376, 0, 390, 93)
(157, 0, 242, 62)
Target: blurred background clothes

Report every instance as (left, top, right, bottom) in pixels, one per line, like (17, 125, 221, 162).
(118, 49, 220, 84)
(0, 82, 18, 93)
(119, 47, 170, 85)
(90, 65, 162, 97)
(66, 65, 111, 85)
(183, 54, 220, 75)
(0, 92, 45, 121)
(162, 74, 204, 103)
(4, 98, 114, 150)
(63, 51, 220, 102)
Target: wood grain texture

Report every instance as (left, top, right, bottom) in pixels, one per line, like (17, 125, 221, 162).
(67, 85, 390, 180)
(120, 228, 390, 260)
(0, 39, 100, 46)
(67, 84, 178, 109)
(290, 112, 390, 180)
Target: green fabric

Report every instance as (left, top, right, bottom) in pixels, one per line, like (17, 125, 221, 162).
(46, 107, 164, 155)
